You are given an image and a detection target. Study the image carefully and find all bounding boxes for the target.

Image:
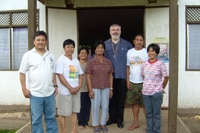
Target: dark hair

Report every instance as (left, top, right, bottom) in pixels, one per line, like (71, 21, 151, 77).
(93, 40, 105, 51)
(132, 34, 145, 48)
(33, 31, 47, 40)
(63, 39, 75, 48)
(147, 43, 160, 54)
(78, 47, 89, 55)
(133, 34, 144, 40)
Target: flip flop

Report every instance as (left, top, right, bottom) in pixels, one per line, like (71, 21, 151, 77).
(128, 124, 140, 130)
(93, 127, 100, 133)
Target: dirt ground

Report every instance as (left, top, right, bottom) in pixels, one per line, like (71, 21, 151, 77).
(0, 105, 30, 131)
(0, 105, 200, 133)
(178, 108, 200, 133)
(179, 116, 200, 133)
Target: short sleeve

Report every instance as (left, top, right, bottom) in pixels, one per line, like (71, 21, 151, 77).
(140, 62, 145, 76)
(85, 60, 92, 74)
(126, 50, 130, 66)
(56, 57, 64, 75)
(19, 52, 29, 74)
(161, 62, 168, 77)
(77, 59, 84, 75)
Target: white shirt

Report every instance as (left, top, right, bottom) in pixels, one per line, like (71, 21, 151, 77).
(56, 55, 84, 95)
(127, 48, 148, 83)
(19, 48, 55, 97)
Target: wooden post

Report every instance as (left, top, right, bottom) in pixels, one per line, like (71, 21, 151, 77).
(168, 0, 178, 132)
(28, 0, 37, 49)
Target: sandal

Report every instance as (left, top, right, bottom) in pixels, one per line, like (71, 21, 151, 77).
(101, 126, 108, 133)
(93, 127, 100, 133)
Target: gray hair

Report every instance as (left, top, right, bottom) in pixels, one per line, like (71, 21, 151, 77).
(110, 24, 121, 30)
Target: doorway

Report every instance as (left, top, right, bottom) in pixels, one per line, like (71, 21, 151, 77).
(77, 7, 144, 54)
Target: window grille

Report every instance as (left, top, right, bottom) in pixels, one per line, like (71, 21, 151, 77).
(0, 10, 39, 27)
(0, 12, 10, 26)
(12, 12, 28, 25)
(187, 7, 200, 22)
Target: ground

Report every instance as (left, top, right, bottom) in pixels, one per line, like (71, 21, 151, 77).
(178, 108, 200, 133)
(0, 105, 200, 133)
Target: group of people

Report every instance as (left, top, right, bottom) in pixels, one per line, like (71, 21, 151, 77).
(19, 23, 168, 133)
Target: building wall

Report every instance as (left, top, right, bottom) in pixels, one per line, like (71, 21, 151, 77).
(0, 0, 46, 105)
(0, 0, 27, 10)
(1, 0, 200, 108)
(0, 0, 170, 106)
(144, 0, 200, 108)
(145, 7, 169, 107)
(178, 0, 200, 108)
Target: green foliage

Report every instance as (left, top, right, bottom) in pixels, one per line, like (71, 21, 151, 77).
(0, 129, 17, 133)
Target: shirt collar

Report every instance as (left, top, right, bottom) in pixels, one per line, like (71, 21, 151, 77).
(31, 47, 49, 56)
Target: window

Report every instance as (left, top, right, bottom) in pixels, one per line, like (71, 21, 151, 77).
(0, 10, 29, 70)
(0, 28, 10, 69)
(186, 7, 200, 70)
(13, 28, 28, 69)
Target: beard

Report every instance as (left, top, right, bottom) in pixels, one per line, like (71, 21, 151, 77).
(111, 34, 120, 40)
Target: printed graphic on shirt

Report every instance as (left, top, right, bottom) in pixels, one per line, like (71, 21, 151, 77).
(144, 65, 161, 81)
(130, 56, 144, 65)
(69, 65, 78, 79)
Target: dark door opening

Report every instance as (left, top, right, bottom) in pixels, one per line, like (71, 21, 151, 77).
(77, 7, 144, 55)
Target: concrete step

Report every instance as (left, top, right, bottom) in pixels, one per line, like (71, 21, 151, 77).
(0, 105, 30, 130)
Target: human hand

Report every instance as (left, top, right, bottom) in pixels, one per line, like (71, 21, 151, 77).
(22, 88, 30, 98)
(54, 87, 58, 96)
(127, 81, 132, 90)
(68, 87, 76, 94)
(109, 90, 113, 98)
(74, 85, 81, 93)
(89, 90, 94, 99)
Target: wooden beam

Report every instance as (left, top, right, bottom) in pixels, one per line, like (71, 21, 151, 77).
(28, 0, 37, 50)
(168, 0, 178, 132)
(38, 0, 46, 4)
(65, 0, 74, 8)
(148, 0, 157, 3)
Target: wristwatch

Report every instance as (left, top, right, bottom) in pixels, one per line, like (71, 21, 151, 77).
(53, 85, 58, 88)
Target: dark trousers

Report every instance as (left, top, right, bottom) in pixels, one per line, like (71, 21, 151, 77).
(77, 92, 91, 126)
(108, 79, 127, 122)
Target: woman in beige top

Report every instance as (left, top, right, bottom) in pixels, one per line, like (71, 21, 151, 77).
(77, 47, 91, 129)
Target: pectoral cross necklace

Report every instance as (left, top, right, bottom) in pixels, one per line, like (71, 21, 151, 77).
(112, 42, 119, 58)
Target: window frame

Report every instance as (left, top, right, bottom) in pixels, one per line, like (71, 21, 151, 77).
(0, 9, 39, 71)
(186, 6, 200, 71)
(0, 10, 28, 71)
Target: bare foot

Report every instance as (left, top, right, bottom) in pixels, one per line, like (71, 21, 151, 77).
(128, 124, 140, 130)
(85, 125, 91, 129)
(78, 125, 85, 129)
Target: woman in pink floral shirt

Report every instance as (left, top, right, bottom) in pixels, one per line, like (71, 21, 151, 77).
(141, 43, 169, 133)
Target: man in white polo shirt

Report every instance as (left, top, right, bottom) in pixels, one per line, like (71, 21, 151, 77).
(19, 31, 58, 133)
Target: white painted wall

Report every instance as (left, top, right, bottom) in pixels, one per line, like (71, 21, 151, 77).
(145, 7, 169, 107)
(0, 0, 27, 10)
(0, 0, 46, 105)
(47, 8, 78, 60)
(145, 1, 200, 108)
(178, 0, 200, 108)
